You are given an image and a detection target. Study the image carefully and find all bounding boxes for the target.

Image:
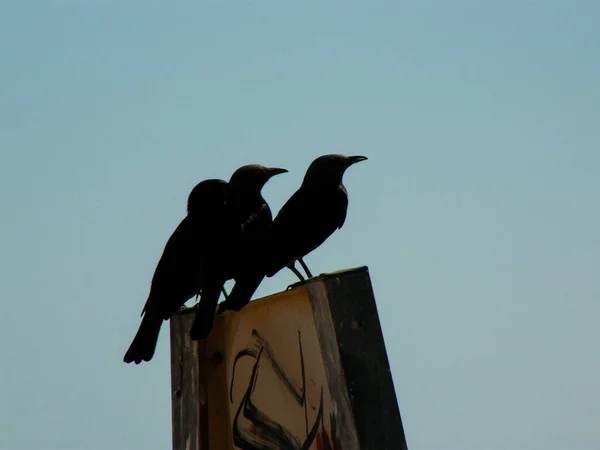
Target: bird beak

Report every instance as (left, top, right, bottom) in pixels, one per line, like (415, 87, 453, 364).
(347, 155, 368, 165)
(268, 167, 289, 177)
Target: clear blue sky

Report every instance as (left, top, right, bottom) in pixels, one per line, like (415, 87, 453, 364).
(1, 1, 599, 449)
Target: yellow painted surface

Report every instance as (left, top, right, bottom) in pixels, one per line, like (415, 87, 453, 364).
(206, 286, 342, 450)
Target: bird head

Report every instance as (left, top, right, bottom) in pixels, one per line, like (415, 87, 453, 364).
(227, 164, 288, 198)
(187, 179, 228, 215)
(302, 154, 368, 187)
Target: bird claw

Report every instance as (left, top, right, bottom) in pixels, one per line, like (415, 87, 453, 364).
(216, 301, 244, 315)
(286, 279, 309, 291)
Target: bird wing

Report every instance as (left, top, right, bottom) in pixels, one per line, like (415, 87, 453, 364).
(263, 189, 307, 275)
(265, 185, 348, 277)
(241, 202, 272, 237)
(142, 217, 208, 319)
(336, 184, 349, 230)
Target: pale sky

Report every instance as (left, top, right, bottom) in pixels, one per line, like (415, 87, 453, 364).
(1, 1, 599, 449)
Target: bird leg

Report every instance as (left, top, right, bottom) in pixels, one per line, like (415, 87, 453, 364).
(190, 287, 228, 309)
(185, 292, 201, 309)
(179, 291, 201, 311)
(286, 261, 310, 290)
(298, 258, 313, 278)
(286, 262, 305, 282)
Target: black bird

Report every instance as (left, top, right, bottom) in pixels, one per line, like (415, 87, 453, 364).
(188, 164, 288, 339)
(123, 179, 227, 364)
(217, 154, 367, 314)
(265, 154, 367, 280)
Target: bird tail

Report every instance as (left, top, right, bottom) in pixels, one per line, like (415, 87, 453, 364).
(123, 312, 163, 364)
(189, 283, 222, 340)
(216, 274, 264, 315)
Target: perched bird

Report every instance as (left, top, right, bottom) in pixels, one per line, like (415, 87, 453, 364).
(123, 179, 227, 364)
(188, 164, 287, 339)
(217, 154, 367, 314)
(266, 154, 367, 280)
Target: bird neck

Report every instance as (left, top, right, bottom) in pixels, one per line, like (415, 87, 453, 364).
(302, 174, 344, 192)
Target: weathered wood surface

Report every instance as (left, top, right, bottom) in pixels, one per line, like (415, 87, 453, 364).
(307, 279, 360, 448)
(170, 310, 205, 450)
(309, 267, 407, 450)
(170, 266, 407, 450)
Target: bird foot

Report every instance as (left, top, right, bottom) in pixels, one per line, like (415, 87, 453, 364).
(217, 299, 246, 315)
(215, 302, 229, 315)
(286, 279, 309, 291)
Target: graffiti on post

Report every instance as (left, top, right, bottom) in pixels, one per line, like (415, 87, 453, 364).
(229, 329, 341, 450)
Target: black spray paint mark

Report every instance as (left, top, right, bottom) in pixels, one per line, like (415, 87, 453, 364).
(230, 330, 324, 450)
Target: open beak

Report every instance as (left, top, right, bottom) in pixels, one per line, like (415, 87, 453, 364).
(347, 155, 368, 165)
(268, 167, 289, 177)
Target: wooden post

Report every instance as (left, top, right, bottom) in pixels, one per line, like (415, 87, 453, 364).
(170, 266, 407, 450)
